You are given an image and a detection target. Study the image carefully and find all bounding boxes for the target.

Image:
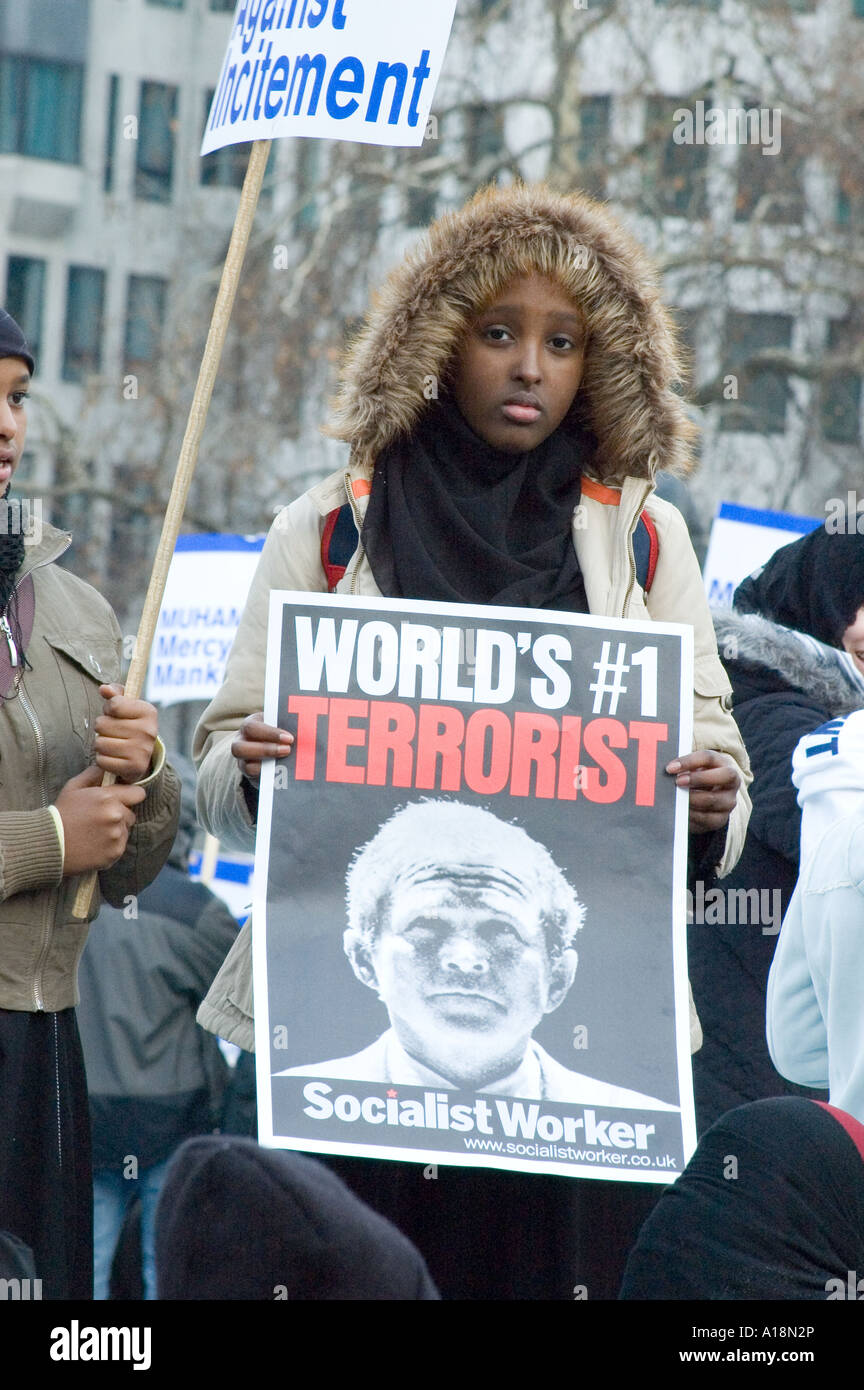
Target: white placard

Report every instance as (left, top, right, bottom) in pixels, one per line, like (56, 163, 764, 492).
(703, 501, 821, 609)
(145, 534, 265, 706)
(202, 0, 458, 155)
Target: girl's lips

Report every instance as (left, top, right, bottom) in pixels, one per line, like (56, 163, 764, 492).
(501, 403, 542, 424)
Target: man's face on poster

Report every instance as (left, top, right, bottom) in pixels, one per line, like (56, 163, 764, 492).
(349, 863, 577, 1089)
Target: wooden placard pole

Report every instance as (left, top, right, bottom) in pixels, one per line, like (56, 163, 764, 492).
(72, 138, 271, 919)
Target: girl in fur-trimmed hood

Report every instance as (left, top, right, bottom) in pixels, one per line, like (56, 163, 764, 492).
(194, 179, 752, 1301)
(324, 181, 698, 483)
(205, 181, 749, 858)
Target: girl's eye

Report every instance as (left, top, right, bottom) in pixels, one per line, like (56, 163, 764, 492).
(550, 335, 575, 351)
(483, 326, 512, 342)
(10, 392, 29, 407)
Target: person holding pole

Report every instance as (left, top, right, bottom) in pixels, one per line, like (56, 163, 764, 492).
(0, 310, 181, 1300)
(193, 184, 751, 1297)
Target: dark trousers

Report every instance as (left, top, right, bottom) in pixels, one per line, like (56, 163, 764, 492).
(0, 1007, 93, 1299)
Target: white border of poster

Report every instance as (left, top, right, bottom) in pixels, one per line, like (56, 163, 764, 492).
(254, 592, 696, 1183)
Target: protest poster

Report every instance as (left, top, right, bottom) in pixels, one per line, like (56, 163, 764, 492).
(145, 533, 265, 706)
(254, 591, 696, 1183)
(703, 501, 821, 609)
(201, 0, 459, 155)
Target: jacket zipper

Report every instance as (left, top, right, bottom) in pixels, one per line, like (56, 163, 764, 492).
(345, 472, 366, 595)
(10, 544, 72, 1013)
(19, 681, 52, 1011)
(53, 1012, 63, 1170)
(0, 613, 19, 667)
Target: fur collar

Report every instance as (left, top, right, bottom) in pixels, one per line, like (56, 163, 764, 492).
(323, 183, 697, 483)
(713, 609, 864, 718)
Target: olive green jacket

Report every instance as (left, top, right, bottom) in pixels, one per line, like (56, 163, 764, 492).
(0, 522, 180, 1011)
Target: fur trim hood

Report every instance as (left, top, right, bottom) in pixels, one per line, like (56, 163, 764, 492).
(325, 183, 697, 483)
(713, 609, 864, 719)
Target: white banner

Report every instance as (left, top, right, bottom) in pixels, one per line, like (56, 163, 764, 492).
(202, 0, 458, 155)
(703, 501, 821, 609)
(145, 534, 264, 706)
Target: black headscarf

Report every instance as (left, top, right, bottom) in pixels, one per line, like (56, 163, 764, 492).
(734, 517, 864, 647)
(361, 399, 592, 613)
(619, 1098, 864, 1300)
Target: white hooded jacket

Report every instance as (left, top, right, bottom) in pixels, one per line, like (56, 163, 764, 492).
(767, 709, 864, 1121)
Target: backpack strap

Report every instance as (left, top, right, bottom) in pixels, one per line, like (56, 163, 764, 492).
(321, 502, 359, 593)
(580, 477, 659, 594)
(632, 510, 659, 594)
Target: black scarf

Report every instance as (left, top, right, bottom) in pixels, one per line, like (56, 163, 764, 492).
(0, 488, 25, 614)
(362, 400, 591, 613)
(0, 489, 28, 692)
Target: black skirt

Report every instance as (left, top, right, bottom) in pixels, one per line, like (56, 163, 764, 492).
(324, 1155, 661, 1300)
(0, 1007, 93, 1299)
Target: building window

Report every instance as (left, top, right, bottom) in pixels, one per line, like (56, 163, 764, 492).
(643, 96, 709, 219)
(720, 311, 794, 434)
(465, 104, 505, 185)
(856, 0, 864, 15)
(576, 95, 611, 199)
(735, 115, 805, 224)
(135, 82, 178, 202)
(0, 55, 83, 163)
(125, 276, 167, 370)
(821, 318, 861, 444)
(294, 141, 321, 232)
(209, 0, 236, 9)
(147, 0, 184, 7)
(835, 111, 864, 226)
(200, 90, 252, 188)
(5, 257, 46, 367)
(837, 182, 864, 227)
(63, 267, 106, 383)
(104, 74, 120, 193)
(404, 143, 437, 227)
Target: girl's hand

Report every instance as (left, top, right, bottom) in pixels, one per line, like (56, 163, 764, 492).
(95, 684, 158, 783)
(231, 712, 294, 786)
(56, 765, 147, 873)
(666, 750, 740, 834)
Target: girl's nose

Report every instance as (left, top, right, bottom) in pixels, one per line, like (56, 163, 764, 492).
(0, 402, 18, 440)
(513, 342, 542, 385)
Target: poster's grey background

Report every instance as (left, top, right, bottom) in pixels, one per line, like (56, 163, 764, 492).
(264, 599, 685, 1108)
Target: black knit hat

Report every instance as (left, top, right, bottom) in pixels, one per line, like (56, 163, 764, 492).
(734, 516, 864, 648)
(0, 310, 35, 375)
(154, 1135, 440, 1300)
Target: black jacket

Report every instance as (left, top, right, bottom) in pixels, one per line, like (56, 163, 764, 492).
(689, 608, 864, 1133)
(76, 864, 238, 1170)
